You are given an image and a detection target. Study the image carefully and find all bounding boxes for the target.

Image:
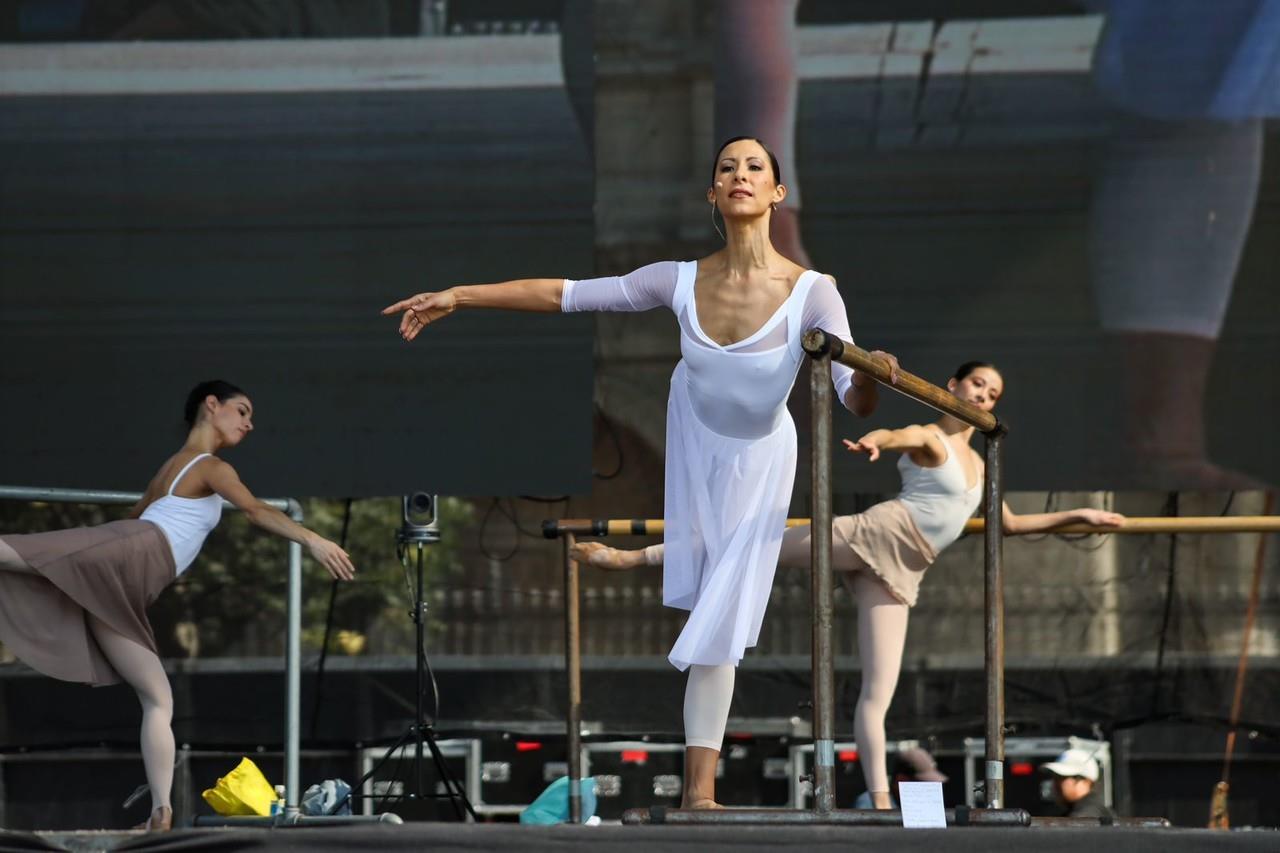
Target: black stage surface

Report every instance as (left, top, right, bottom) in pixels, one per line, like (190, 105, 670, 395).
(13, 825, 1280, 853)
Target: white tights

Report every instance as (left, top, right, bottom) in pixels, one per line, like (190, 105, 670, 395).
(776, 524, 910, 794)
(684, 663, 735, 750)
(0, 537, 174, 813)
(846, 572, 909, 794)
(677, 525, 910, 793)
(89, 616, 175, 813)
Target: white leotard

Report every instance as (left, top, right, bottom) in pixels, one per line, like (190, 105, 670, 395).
(563, 260, 858, 669)
(140, 453, 223, 575)
(895, 426, 982, 554)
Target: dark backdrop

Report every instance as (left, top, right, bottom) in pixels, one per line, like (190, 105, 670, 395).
(0, 87, 595, 496)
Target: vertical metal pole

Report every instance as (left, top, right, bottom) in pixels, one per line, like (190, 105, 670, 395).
(810, 352, 836, 813)
(285, 500, 304, 817)
(176, 744, 193, 822)
(414, 543, 425, 805)
(564, 533, 583, 823)
(285, 538, 302, 815)
(983, 430, 1006, 809)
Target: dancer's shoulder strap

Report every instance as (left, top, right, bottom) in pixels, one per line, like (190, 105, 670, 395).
(167, 453, 212, 496)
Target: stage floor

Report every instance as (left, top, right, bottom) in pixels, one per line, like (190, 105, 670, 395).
(22, 824, 1280, 853)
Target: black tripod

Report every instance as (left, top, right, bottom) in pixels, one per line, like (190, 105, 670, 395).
(345, 527, 477, 821)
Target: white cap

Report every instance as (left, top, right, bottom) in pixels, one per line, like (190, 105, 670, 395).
(1041, 748, 1099, 781)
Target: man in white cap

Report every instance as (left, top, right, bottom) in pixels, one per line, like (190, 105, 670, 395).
(1041, 747, 1114, 819)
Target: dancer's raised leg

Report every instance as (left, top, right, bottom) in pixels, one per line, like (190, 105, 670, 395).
(776, 523, 864, 572)
(572, 524, 863, 574)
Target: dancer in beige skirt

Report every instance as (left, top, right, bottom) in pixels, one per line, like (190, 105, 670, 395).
(573, 361, 1125, 808)
(0, 380, 356, 831)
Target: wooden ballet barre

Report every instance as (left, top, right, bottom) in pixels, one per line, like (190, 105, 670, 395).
(802, 329, 1000, 434)
(543, 516, 1280, 539)
(540, 514, 808, 535)
(968, 516, 1280, 535)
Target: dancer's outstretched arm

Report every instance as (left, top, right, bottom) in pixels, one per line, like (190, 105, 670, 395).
(843, 425, 945, 466)
(383, 278, 566, 341)
(203, 460, 356, 580)
(1001, 503, 1125, 535)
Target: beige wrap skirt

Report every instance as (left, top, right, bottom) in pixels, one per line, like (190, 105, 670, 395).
(832, 499, 939, 607)
(0, 520, 176, 686)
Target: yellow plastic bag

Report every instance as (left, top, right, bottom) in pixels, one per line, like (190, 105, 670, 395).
(201, 757, 276, 816)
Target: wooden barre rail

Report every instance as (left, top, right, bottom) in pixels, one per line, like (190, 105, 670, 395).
(544, 516, 1280, 538)
(802, 330, 1000, 434)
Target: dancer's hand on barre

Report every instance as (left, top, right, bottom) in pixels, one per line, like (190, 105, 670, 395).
(867, 349, 901, 385)
(569, 541, 646, 571)
(382, 290, 458, 341)
(1076, 509, 1126, 528)
(309, 537, 357, 581)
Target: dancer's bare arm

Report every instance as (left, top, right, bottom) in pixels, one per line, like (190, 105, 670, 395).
(1002, 504, 1126, 535)
(843, 425, 945, 466)
(382, 279, 566, 341)
(202, 460, 356, 580)
(971, 454, 1126, 534)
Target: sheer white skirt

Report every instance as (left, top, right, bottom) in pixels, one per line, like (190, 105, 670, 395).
(663, 362, 797, 670)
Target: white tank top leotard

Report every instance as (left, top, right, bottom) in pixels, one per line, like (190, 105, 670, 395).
(895, 426, 983, 554)
(140, 452, 223, 575)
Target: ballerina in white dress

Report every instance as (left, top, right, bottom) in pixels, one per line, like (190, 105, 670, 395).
(383, 136, 896, 807)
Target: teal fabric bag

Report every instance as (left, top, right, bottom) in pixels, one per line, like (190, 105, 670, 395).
(519, 776, 598, 825)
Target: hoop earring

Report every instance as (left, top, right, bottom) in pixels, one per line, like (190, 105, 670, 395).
(711, 203, 725, 242)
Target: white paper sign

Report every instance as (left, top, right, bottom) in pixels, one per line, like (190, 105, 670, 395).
(898, 781, 947, 829)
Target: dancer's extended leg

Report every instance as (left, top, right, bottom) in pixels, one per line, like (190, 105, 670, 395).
(87, 615, 175, 830)
(775, 523, 864, 572)
(574, 522, 860, 574)
(849, 573, 909, 808)
(682, 662, 735, 807)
